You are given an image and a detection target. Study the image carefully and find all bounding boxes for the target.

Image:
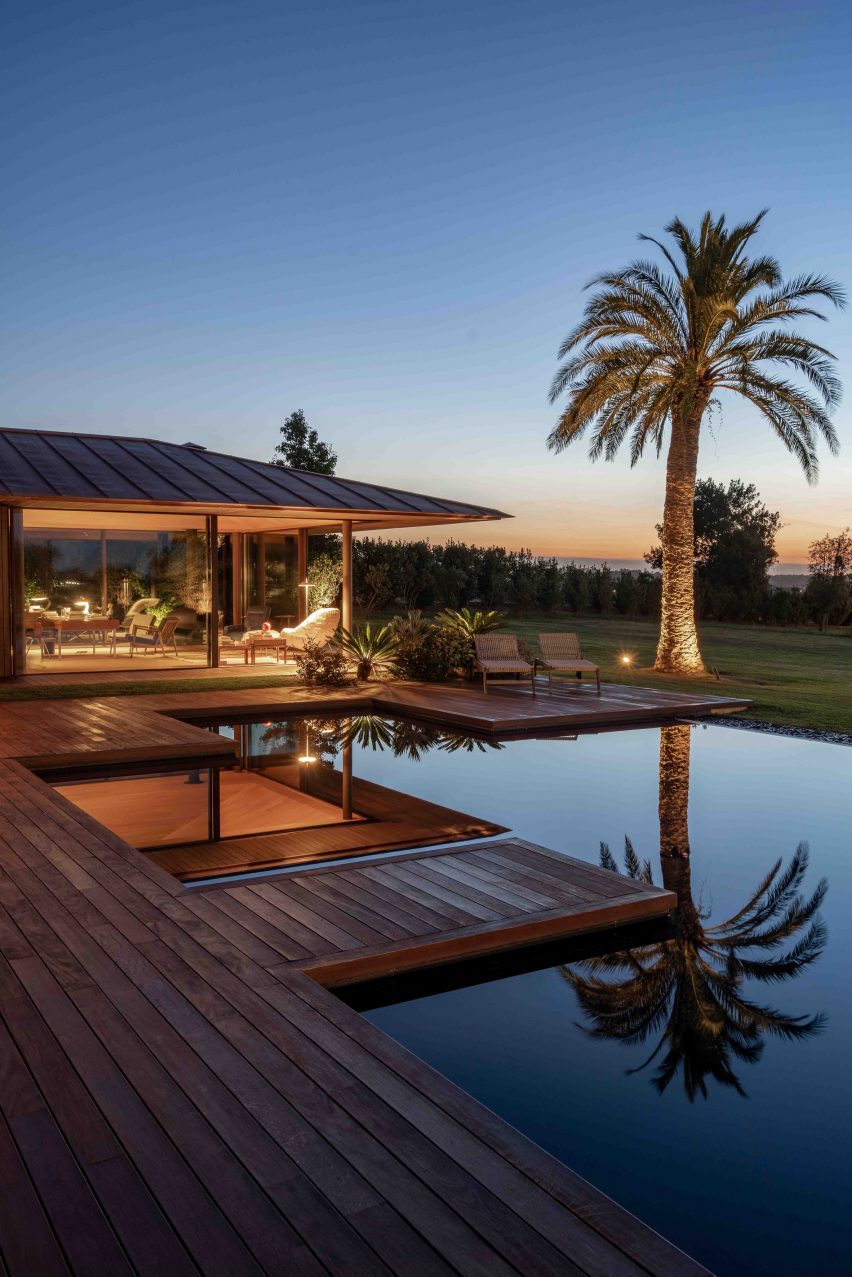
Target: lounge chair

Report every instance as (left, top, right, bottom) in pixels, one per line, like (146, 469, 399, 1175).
(473, 633, 536, 695)
(123, 616, 181, 657)
(536, 632, 601, 693)
(277, 607, 340, 654)
(113, 597, 160, 642)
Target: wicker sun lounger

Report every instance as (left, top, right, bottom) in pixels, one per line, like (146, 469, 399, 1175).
(536, 632, 601, 693)
(473, 633, 536, 695)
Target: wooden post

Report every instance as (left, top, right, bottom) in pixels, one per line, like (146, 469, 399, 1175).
(297, 528, 308, 621)
(100, 531, 108, 614)
(258, 534, 267, 607)
(230, 532, 243, 625)
(342, 733, 353, 821)
(0, 506, 14, 678)
(207, 515, 219, 667)
(341, 520, 352, 633)
(9, 509, 25, 675)
(208, 766, 221, 842)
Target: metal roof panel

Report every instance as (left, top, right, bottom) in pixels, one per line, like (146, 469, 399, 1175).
(0, 428, 508, 520)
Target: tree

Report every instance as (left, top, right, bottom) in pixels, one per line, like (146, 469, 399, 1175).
(547, 210, 843, 673)
(646, 478, 781, 621)
(562, 725, 827, 1100)
(805, 528, 852, 631)
(272, 409, 337, 474)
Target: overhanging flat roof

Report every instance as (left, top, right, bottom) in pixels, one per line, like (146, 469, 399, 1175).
(0, 428, 510, 530)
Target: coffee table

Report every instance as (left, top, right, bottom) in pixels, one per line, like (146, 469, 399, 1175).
(221, 640, 288, 665)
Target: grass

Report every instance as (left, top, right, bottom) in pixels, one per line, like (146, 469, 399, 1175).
(0, 673, 299, 701)
(1, 616, 848, 735)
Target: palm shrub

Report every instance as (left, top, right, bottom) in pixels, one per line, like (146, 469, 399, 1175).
(435, 606, 505, 636)
(336, 623, 398, 681)
(434, 606, 506, 678)
(391, 611, 472, 681)
(548, 210, 843, 673)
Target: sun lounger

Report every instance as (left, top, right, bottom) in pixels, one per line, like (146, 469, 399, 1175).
(473, 633, 536, 695)
(536, 632, 600, 693)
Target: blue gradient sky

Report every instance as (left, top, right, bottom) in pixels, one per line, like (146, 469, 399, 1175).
(3, 0, 850, 560)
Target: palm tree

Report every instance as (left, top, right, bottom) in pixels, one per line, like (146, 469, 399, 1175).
(548, 211, 844, 672)
(561, 726, 828, 1099)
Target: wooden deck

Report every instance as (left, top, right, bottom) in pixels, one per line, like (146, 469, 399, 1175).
(375, 678, 750, 733)
(0, 685, 716, 1275)
(0, 678, 749, 775)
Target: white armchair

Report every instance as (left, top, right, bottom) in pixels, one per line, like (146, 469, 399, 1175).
(280, 608, 340, 652)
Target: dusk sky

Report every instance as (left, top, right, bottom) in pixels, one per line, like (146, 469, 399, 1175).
(3, 0, 851, 563)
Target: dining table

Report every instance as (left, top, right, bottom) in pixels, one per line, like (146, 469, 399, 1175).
(25, 612, 122, 656)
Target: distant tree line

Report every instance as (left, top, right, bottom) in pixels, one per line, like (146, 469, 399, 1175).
(345, 531, 850, 629)
(351, 539, 663, 616)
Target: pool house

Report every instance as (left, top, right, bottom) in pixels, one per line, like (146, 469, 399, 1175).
(0, 427, 508, 677)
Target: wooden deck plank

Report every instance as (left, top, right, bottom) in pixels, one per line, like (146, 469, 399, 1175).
(0, 823, 424, 1275)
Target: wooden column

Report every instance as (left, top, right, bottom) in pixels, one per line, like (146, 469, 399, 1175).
(341, 520, 352, 633)
(100, 531, 108, 614)
(297, 528, 308, 621)
(0, 506, 14, 678)
(208, 766, 221, 842)
(229, 533, 242, 625)
(258, 535, 267, 607)
(206, 515, 219, 667)
(9, 509, 24, 675)
(341, 733, 353, 821)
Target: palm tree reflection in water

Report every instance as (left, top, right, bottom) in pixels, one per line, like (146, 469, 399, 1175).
(562, 724, 827, 1100)
(283, 715, 506, 762)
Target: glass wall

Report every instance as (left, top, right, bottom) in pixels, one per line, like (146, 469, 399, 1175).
(228, 532, 299, 627)
(21, 511, 211, 673)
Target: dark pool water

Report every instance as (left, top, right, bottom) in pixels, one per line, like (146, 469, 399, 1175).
(341, 720, 850, 1277)
(59, 711, 850, 1272)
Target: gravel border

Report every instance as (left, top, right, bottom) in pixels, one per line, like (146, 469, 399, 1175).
(691, 715, 852, 747)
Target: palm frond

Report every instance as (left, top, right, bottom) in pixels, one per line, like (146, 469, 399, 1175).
(549, 211, 841, 477)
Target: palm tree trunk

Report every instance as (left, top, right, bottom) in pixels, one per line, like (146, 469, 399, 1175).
(658, 723, 691, 860)
(658, 724, 700, 932)
(654, 412, 705, 673)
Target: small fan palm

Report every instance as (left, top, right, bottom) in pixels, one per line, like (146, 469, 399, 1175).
(563, 837, 827, 1100)
(548, 210, 844, 672)
(435, 607, 505, 637)
(336, 623, 398, 681)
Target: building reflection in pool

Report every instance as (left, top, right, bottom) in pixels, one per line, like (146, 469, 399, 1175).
(561, 724, 828, 1100)
(54, 714, 507, 882)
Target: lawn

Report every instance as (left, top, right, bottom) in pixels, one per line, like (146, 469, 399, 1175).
(0, 617, 847, 735)
(0, 672, 299, 701)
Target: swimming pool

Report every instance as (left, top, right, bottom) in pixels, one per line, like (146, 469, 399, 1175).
(55, 711, 850, 1273)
